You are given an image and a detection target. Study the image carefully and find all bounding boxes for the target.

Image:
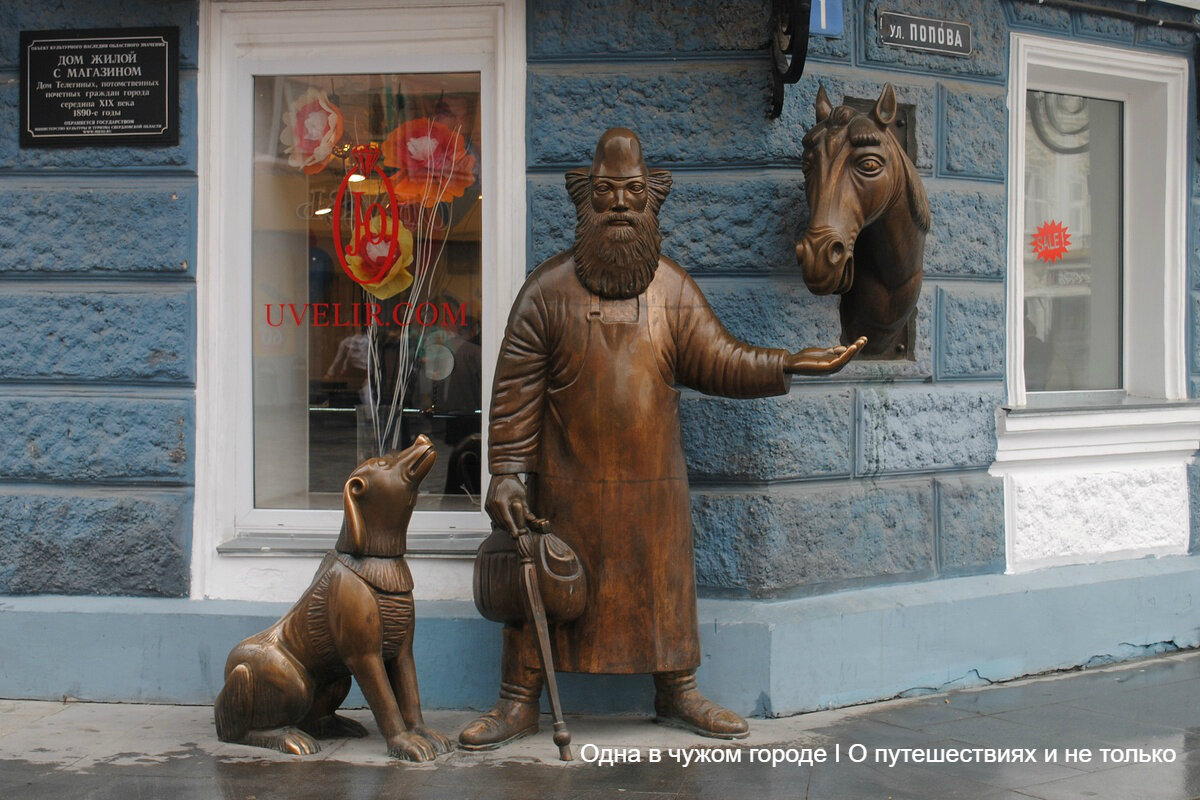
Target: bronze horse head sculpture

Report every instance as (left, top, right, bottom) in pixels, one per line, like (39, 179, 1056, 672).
(796, 84, 930, 358)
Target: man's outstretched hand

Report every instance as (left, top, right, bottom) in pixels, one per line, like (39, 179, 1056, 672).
(784, 336, 867, 375)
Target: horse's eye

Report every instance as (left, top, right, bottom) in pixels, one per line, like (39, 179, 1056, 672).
(800, 153, 814, 173)
(856, 156, 884, 176)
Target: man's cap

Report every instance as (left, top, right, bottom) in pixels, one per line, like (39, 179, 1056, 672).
(591, 127, 647, 178)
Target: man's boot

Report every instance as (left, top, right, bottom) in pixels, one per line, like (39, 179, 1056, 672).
(459, 626, 543, 750)
(653, 670, 749, 739)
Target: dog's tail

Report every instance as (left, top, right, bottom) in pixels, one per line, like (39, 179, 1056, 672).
(214, 663, 253, 743)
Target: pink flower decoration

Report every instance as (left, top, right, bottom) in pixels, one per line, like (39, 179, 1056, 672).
(280, 87, 344, 175)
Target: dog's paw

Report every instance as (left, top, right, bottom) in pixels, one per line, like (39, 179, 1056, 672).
(244, 727, 321, 756)
(387, 731, 438, 762)
(280, 730, 322, 756)
(313, 713, 369, 739)
(413, 725, 454, 755)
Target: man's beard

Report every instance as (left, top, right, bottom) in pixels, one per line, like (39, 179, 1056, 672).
(572, 206, 661, 299)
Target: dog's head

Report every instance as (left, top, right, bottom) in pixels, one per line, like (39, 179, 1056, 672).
(335, 434, 437, 558)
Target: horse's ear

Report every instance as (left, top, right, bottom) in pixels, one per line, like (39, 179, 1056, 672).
(815, 85, 832, 123)
(341, 475, 368, 555)
(872, 83, 898, 126)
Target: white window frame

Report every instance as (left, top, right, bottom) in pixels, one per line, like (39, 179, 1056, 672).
(992, 34, 1200, 573)
(193, 0, 525, 600)
(1005, 34, 1188, 408)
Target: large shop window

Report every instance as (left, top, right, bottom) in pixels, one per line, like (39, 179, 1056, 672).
(1006, 35, 1187, 408)
(1021, 90, 1122, 394)
(992, 35, 1196, 572)
(196, 1, 524, 599)
(252, 72, 484, 512)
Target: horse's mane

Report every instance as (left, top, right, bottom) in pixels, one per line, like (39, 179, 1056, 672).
(897, 142, 930, 234)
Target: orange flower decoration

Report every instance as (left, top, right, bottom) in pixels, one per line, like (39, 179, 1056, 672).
(382, 119, 477, 207)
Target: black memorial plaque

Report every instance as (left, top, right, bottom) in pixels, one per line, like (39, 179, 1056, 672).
(20, 27, 179, 148)
(878, 11, 972, 58)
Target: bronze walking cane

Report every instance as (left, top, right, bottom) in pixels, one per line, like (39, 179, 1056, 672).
(516, 521, 574, 761)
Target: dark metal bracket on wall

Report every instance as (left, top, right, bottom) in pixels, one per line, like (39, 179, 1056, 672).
(770, 0, 811, 118)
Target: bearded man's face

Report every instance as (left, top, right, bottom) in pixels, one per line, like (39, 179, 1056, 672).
(572, 174, 662, 299)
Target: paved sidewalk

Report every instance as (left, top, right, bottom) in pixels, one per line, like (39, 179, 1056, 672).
(2, 650, 1200, 799)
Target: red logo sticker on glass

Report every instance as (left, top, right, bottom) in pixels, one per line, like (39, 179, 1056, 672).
(1031, 220, 1071, 263)
(332, 144, 404, 287)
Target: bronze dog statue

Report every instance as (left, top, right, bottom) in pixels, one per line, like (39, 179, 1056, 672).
(214, 435, 452, 761)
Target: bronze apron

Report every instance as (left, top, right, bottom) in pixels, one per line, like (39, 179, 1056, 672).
(533, 292, 700, 674)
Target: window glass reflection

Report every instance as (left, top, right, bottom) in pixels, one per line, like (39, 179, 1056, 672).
(251, 73, 483, 510)
(1022, 90, 1122, 392)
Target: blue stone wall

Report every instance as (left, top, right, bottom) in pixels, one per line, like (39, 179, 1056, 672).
(0, 0, 197, 597)
(0, 0, 1193, 603)
(527, 0, 1200, 597)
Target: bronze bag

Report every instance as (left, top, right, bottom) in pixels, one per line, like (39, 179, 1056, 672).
(472, 521, 587, 625)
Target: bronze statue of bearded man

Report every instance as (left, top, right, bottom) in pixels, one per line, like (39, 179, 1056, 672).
(460, 128, 864, 749)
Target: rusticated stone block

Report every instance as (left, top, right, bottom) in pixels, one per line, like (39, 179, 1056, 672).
(698, 276, 842, 354)
(0, 489, 191, 596)
(527, 178, 574, 269)
(1189, 461, 1200, 554)
(940, 88, 1006, 181)
(807, 27, 852, 63)
(529, 63, 771, 166)
(0, 185, 195, 274)
(680, 388, 854, 481)
(862, 0, 1006, 81)
(1192, 292, 1200, 373)
(529, 172, 809, 273)
(528, 65, 935, 171)
(0, 0, 199, 69)
(1004, 0, 1072, 32)
(1191, 200, 1200, 290)
(0, 289, 193, 382)
(1009, 464, 1187, 564)
(937, 285, 1004, 379)
(1136, 21, 1195, 51)
(0, 74, 196, 171)
(924, 188, 1006, 279)
(528, 0, 768, 57)
(936, 474, 1004, 575)
(1073, 7, 1136, 43)
(0, 396, 193, 482)
(857, 385, 1003, 474)
(692, 482, 935, 595)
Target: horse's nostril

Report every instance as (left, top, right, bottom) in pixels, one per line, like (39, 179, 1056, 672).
(796, 239, 812, 266)
(830, 241, 845, 262)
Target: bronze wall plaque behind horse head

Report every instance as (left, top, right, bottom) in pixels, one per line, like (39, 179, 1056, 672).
(796, 83, 930, 358)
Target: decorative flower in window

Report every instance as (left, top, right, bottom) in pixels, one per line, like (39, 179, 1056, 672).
(343, 212, 416, 299)
(279, 87, 344, 175)
(381, 118, 478, 207)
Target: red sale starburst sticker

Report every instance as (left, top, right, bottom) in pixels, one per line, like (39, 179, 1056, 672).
(1031, 220, 1071, 263)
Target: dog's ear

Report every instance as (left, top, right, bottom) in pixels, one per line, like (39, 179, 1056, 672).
(342, 475, 368, 555)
